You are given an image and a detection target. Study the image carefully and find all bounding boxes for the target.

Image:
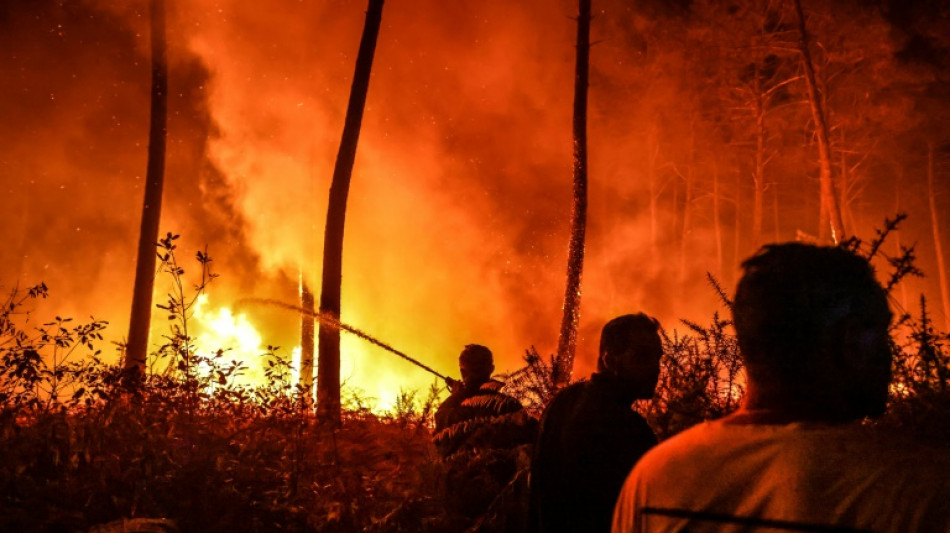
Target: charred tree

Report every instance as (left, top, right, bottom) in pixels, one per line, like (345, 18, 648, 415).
(125, 0, 168, 376)
(752, 80, 766, 246)
(317, 0, 384, 425)
(712, 162, 723, 275)
(894, 164, 909, 309)
(927, 143, 950, 331)
(793, 0, 846, 243)
(300, 280, 315, 400)
(648, 123, 660, 252)
(733, 169, 742, 286)
(554, 0, 591, 389)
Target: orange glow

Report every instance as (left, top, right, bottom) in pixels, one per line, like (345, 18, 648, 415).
(190, 295, 272, 387)
(2, 1, 947, 412)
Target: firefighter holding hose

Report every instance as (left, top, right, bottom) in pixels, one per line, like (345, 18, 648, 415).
(433, 344, 536, 456)
(433, 344, 537, 523)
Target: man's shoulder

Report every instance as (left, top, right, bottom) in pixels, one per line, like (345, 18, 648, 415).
(461, 380, 525, 414)
(549, 380, 589, 405)
(633, 421, 729, 473)
(538, 380, 595, 423)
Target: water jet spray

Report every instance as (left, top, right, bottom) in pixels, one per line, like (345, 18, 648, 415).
(236, 297, 451, 381)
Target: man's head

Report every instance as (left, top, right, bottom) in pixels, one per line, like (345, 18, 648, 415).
(459, 344, 494, 389)
(733, 243, 893, 421)
(597, 314, 663, 399)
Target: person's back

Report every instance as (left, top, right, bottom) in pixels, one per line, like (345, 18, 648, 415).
(434, 376, 533, 456)
(531, 314, 662, 533)
(615, 420, 950, 532)
(433, 344, 537, 525)
(613, 244, 950, 532)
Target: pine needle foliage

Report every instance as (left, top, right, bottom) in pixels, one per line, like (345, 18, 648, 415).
(499, 347, 560, 418)
(639, 311, 744, 440)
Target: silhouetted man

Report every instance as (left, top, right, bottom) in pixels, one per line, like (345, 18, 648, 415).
(613, 243, 950, 533)
(530, 314, 662, 533)
(434, 344, 535, 457)
(434, 344, 537, 524)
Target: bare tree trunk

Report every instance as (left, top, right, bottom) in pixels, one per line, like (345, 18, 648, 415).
(772, 183, 780, 243)
(125, 0, 168, 376)
(927, 143, 950, 331)
(679, 169, 692, 280)
(713, 161, 723, 274)
(679, 125, 695, 280)
(648, 123, 659, 252)
(895, 165, 908, 309)
(752, 81, 765, 246)
(317, 0, 384, 424)
(733, 170, 742, 285)
(793, 0, 845, 243)
(839, 131, 858, 232)
(300, 279, 315, 400)
(554, 0, 591, 389)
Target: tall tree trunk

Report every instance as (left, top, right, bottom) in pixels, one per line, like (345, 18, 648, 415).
(648, 123, 659, 252)
(752, 74, 766, 247)
(772, 183, 780, 243)
(679, 166, 692, 280)
(817, 184, 828, 242)
(895, 165, 909, 310)
(317, 0, 384, 424)
(125, 0, 168, 376)
(554, 0, 591, 389)
(733, 170, 742, 285)
(793, 0, 845, 243)
(679, 124, 695, 281)
(713, 162, 723, 275)
(927, 143, 950, 331)
(300, 278, 315, 401)
(839, 131, 858, 232)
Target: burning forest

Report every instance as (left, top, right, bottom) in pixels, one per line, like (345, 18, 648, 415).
(2, 0, 950, 531)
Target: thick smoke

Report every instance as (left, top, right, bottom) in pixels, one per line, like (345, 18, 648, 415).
(3, 0, 948, 407)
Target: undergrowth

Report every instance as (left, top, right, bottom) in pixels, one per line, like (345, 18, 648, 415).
(2, 218, 949, 531)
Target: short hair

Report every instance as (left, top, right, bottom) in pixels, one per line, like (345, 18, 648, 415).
(733, 243, 891, 385)
(459, 344, 493, 369)
(598, 313, 662, 373)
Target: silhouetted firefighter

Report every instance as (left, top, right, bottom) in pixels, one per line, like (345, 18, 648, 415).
(434, 344, 537, 525)
(530, 314, 661, 533)
(435, 344, 536, 456)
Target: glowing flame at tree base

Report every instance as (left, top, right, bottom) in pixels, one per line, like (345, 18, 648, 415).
(186, 295, 447, 411)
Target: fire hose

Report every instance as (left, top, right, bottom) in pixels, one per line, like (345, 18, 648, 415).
(236, 298, 452, 382)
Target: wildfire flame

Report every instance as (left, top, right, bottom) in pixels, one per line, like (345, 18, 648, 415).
(190, 295, 442, 410)
(3, 1, 947, 415)
(191, 294, 273, 387)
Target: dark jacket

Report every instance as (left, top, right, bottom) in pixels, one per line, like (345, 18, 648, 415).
(434, 379, 536, 457)
(529, 373, 658, 533)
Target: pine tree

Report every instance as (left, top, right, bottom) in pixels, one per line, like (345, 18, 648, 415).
(125, 0, 168, 376)
(317, 0, 385, 424)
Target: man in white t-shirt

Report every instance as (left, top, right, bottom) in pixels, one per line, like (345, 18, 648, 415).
(613, 243, 950, 533)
